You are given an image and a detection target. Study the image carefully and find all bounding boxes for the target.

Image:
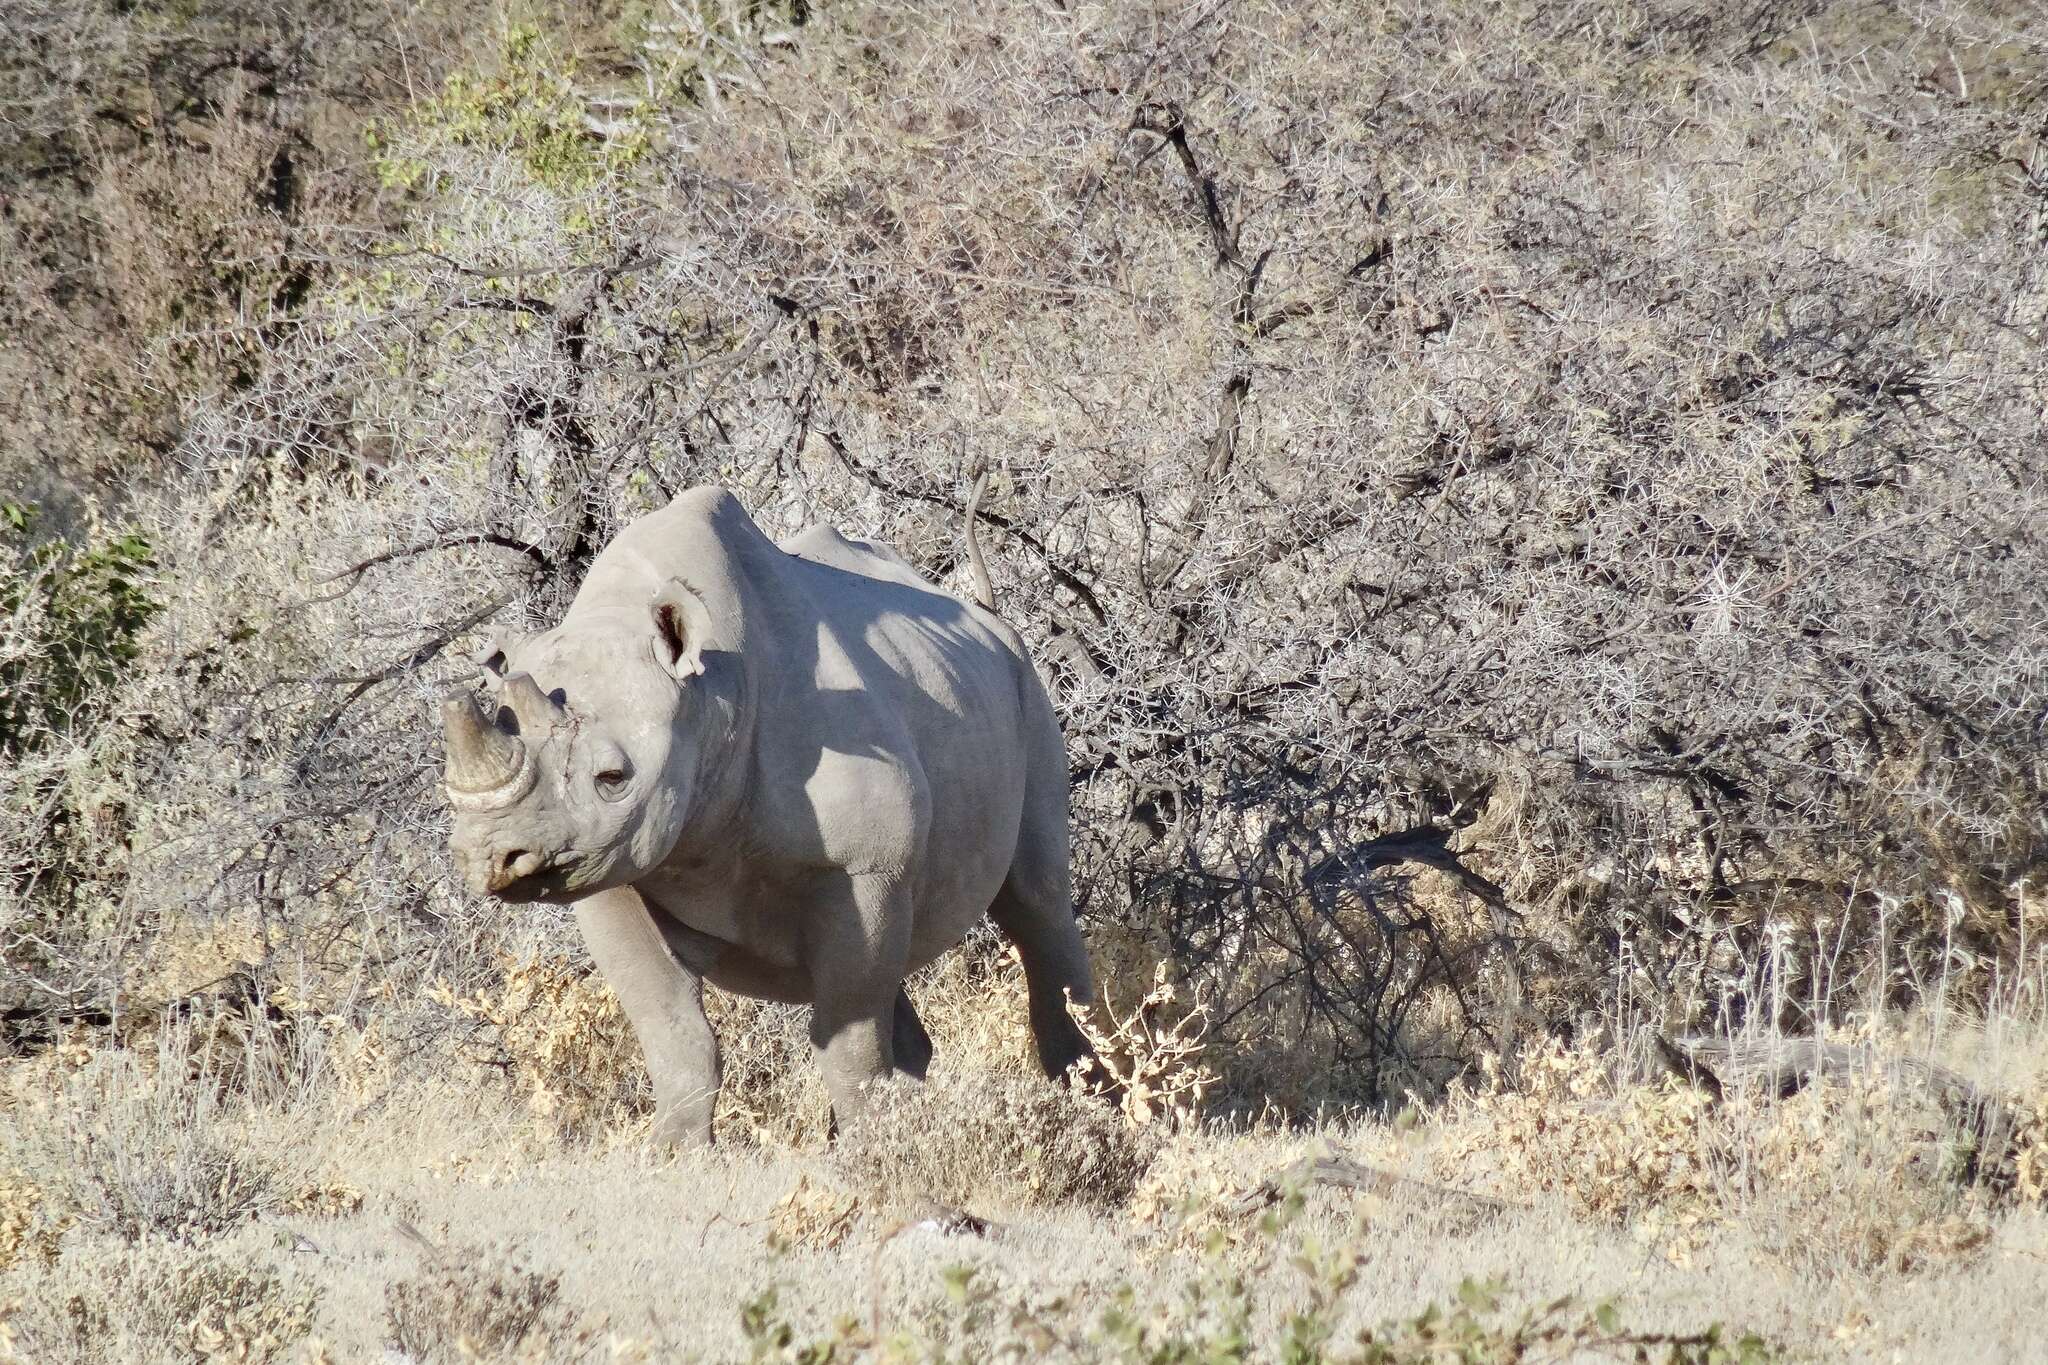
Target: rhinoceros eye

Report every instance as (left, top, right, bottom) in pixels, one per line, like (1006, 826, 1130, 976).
(594, 767, 632, 802)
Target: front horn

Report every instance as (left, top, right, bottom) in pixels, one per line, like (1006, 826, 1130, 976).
(440, 690, 534, 812)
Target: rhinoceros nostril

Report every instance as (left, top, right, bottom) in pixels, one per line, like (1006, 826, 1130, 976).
(498, 849, 540, 879)
(483, 849, 549, 894)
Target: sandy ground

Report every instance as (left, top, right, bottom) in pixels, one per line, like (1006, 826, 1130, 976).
(148, 1130, 2046, 1362)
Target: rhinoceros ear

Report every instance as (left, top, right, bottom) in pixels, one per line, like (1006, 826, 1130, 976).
(651, 580, 712, 681)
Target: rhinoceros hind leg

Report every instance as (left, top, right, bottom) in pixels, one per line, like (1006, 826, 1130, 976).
(990, 875, 1098, 1084)
(892, 988, 933, 1080)
(995, 676, 1100, 1084)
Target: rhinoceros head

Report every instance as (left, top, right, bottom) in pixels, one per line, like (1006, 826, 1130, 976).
(441, 581, 714, 903)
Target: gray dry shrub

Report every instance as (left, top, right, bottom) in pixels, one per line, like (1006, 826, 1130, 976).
(834, 1071, 1153, 1211)
(1, 1044, 283, 1243)
(384, 1241, 593, 1364)
(5, 1239, 320, 1365)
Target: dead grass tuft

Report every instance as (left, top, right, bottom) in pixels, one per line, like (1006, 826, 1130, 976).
(0, 1045, 286, 1244)
(429, 952, 854, 1150)
(1438, 1041, 1725, 1241)
(834, 1068, 1153, 1212)
(430, 952, 647, 1141)
(2016, 1094, 2048, 1204)
(0, 1168, 65, 1270)
(2, 1240, 319, 1365)
(767, 1172, 863, 1251)
(904, 936, 1041, 1075)
(704, 992, 832, 1149)
(1741, 1077, 1995, 1277)
(1069, 961, 1220, 1129)
(384, 1239, 594, 1364)
(279, 1179, 365, 1219)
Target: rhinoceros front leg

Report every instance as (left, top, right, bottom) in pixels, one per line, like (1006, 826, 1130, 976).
(804, 870, 913, 1127)
(574, 886, 720, 1147)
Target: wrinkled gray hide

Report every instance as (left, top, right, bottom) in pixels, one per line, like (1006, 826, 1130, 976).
(441, 487, 1096, 1143)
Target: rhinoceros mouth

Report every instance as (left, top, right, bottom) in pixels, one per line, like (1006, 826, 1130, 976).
(444, 744, 538, 812)
(487, 850, 586, 903)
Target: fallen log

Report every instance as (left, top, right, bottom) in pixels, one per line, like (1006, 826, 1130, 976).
(0, 968, 281, 1057)
(1658, 1033, 2022, 1182)
(1227, 1154, 1519, 1218)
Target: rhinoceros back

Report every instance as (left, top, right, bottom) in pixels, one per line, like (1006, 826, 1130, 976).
(780, 523, 936, 594)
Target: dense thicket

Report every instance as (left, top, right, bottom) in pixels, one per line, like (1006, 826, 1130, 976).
(5, 0, 2046, 1107)
(0, 0, 497, 524)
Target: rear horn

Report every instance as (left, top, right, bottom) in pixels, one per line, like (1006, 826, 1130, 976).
(499, 672, 568, 735)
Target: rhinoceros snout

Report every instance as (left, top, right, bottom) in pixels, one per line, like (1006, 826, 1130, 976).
(461, 845, 577, 899)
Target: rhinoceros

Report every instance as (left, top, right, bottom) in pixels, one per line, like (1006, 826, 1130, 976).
(439, 487, 1097, 1143)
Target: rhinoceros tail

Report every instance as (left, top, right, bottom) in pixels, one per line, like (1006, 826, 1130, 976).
(963, 469, 995, 613)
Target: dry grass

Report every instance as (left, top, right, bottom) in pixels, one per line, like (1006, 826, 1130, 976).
(0, 1031, 302, 1246)
(1430, 1034, 2016, 1276)
(430, 952, 649, 1142)
(428, 946, 838, 1148)
(0, 1002, 2041, 1358)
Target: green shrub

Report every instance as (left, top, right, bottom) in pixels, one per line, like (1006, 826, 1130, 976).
(0, 503, 160, 761)
(367, 24, 651, 195)
(0, 505, 163, 992)
(741, 1222, 1782, 1364)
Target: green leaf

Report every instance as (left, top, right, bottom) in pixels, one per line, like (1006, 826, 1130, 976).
(1456, 1278, 1501, 1314)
